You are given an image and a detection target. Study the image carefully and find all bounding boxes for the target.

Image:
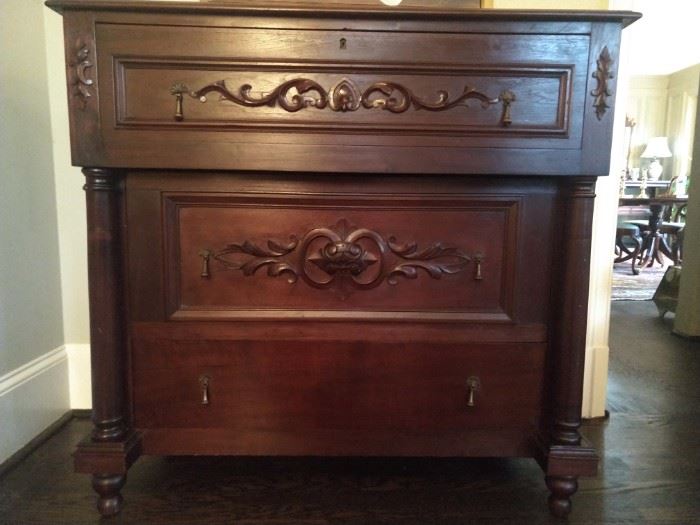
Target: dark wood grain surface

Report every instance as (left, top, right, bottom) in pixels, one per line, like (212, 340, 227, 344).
(2, 301, 698, 524)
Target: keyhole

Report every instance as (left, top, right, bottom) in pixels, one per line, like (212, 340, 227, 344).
(340, 38, 347, 50)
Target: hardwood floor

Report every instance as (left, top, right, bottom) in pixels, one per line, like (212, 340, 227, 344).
(1, 301, 699, 524)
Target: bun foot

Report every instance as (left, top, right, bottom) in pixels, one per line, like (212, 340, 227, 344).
(545, 475, 578, 518)
(92, 474, 126, 517)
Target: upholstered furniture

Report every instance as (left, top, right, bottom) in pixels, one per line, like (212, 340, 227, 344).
(47, 0, 638, 518)
(615, 224, 643, 275)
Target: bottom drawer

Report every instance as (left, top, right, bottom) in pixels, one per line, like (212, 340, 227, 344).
(131, 334, 545, 457)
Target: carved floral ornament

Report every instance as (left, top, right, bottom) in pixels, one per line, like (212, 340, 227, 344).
(591, 46, 614, 120)
(198, 219, 484, 294)
(74, 43, 94, 107)
(171, 77, 516, 125)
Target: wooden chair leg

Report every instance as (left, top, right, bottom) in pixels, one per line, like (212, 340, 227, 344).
(615, 230, 643, 275)
(630, 233, 642, 275)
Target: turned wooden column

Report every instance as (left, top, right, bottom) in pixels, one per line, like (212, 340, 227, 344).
(551, 177, 596, 447)
(543, 176, 597, 518)
(84, 167, 127, 442)
(81, 167, 130, 516)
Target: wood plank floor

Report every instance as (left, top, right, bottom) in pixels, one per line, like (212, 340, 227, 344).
(1, 301, 699, 524)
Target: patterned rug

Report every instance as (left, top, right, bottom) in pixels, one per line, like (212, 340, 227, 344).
(611, 262, 668, 301)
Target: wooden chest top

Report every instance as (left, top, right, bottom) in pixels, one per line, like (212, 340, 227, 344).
(47, 0, 639, 175)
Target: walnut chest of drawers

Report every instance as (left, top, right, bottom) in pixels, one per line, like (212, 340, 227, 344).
(47, 0, 638, 518)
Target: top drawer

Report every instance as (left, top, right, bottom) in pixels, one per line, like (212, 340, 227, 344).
(63, 12, 623, 174)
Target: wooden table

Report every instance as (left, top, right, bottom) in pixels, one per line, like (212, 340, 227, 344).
(621, 179, 671, 198)
(619, 197, 688, 268)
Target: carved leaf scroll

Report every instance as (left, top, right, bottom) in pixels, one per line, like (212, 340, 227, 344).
(387, 239, 472, 285)
(200, 238, 299, 283)
(199, 219, 483, 294)
(74, 44, 94, 108)
(591, 46, 614, 121)
(171, 78, 515, 126)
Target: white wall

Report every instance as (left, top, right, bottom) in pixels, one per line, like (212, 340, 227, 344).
(44, 10, 91, 347)
(626, 75, 670, 169)
(0, 0, 70, 464)
(43, 5, 94, 410)
(625, 67, 699, 182)
(674, 72, 700, 337)
(666, 65, 699, 181)
(622, 0, 700, 76)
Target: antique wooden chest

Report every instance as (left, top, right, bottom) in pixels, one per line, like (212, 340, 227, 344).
(46, 0, 638, 517)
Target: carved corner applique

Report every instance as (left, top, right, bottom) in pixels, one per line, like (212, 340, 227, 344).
(74, 43, 94, 108)
(198, 219, 484, 296)
(591, 46, 614, 121)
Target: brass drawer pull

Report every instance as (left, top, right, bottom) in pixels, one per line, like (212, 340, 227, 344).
(199, 249, 211, 278)
(474, 253, 484, 281)
(466, 376, 481, 408)
(199, 375, 210, 405)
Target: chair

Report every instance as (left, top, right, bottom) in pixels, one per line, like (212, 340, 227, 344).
(626, 202, 686, 266)
(663, 203, 687, 265)
(615, 224, 643, 275)
(615, 204, 649, 275)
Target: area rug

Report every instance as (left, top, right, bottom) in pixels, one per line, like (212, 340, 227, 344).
(611, 263, 668, 301)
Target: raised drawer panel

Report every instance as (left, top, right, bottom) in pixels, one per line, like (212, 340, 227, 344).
(121, 66, 568, 139)
(164, 193, 518, 321)
(126, 172, 557, 327)
(131, 337, 546, 436)
(103, 25, 584, 145)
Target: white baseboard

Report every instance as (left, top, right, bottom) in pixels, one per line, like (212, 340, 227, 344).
(0, 346, 70, 464)
(65, 343, 92, 409)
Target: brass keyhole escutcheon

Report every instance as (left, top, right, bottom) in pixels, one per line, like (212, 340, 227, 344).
(339, 38, 347, 50)
(466, 376, 481, 408)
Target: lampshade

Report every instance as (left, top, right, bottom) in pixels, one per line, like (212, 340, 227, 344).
(641, 137, 672, 159)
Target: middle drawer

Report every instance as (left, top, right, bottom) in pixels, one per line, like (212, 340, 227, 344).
(163, 192, 518, 322)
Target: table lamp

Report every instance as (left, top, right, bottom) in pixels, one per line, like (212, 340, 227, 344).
(641, 136, 672, 180)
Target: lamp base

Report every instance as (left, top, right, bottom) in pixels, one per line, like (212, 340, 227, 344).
(647, 159, 663, 180)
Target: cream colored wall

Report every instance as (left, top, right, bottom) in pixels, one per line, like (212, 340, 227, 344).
(44, 10, 90, 346)
(43, 8, 93, 408)
(626, 76, 669, 171)
(623, 66, 698, 193)
(626, 68, 699, 181)
(674, 73, 700, 337)
(666, 65, 699, 181)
